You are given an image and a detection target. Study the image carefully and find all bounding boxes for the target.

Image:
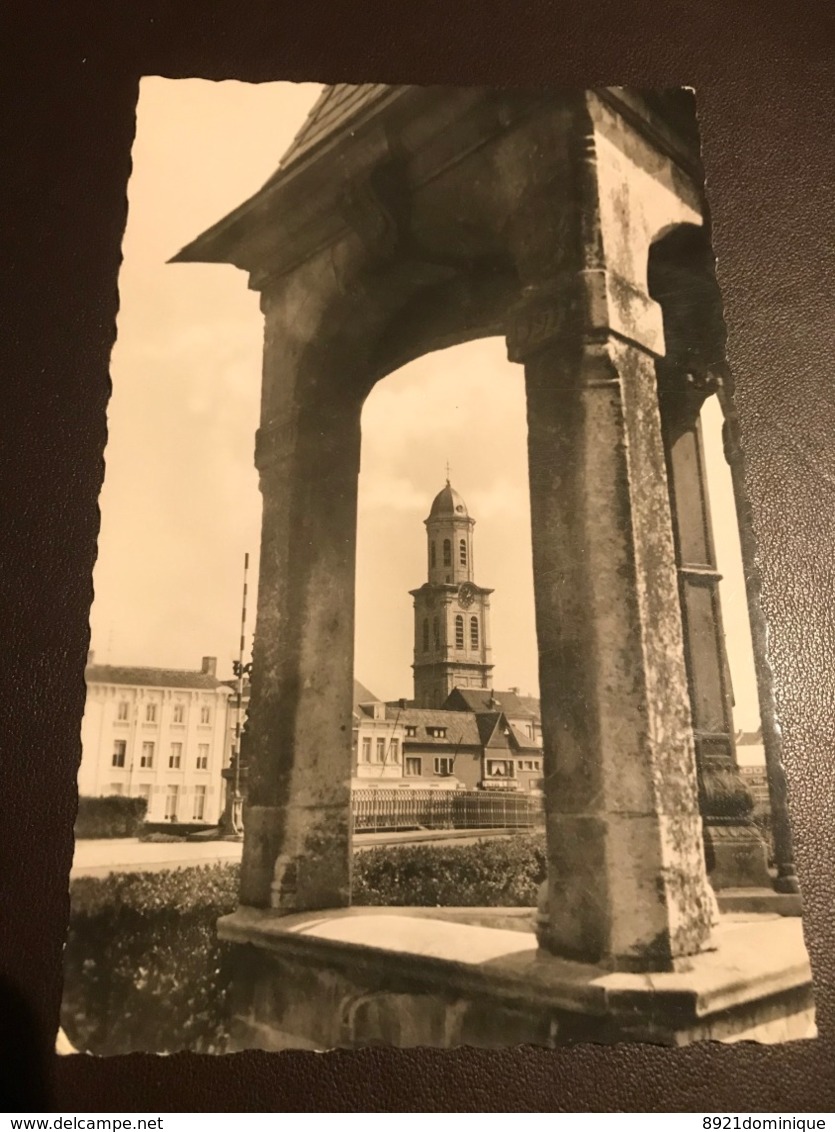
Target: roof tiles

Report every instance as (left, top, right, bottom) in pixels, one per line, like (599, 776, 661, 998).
(277, 84, 395, 171)
(85, 665, 225, 691)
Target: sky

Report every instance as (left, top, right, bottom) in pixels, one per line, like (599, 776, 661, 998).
(89, 78, 763, 740)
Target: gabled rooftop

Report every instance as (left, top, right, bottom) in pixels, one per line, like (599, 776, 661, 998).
(384, 705, 483, 747)
(444, 687, 541, 719)
(85, 664, 225, 692)
(351, 678, 381, 717)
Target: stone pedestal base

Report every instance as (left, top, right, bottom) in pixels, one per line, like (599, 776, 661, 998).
(705, 822, 773, 890)
(717, 889, 803, 917)
(217, 906, 814, 1050)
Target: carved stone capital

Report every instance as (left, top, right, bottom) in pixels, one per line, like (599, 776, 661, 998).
(658, 364, 725, 432)
(254, 420, 295, 475)
(506, 278, 576, 363)
(339, 170, 401, 264)
(335, 153, 411, 280)
(658, 361, 723, 397)
(507, 270, 664, 363)
(255, 415, 355, 480)
(699, 762, 756, 822)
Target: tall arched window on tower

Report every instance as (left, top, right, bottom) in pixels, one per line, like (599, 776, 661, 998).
(455, 615, 464, 649)
(422, 618, 429, 652)
(430, 542, 436, 569)
(433, 617, 440, 650)
(443, 539, 452, 567)
(459, 539, 467, 567)
(470, 616, 479, 649)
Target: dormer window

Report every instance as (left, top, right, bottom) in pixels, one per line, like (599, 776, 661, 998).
(427, 726, 447, 739)
(405, 725, 417, 738)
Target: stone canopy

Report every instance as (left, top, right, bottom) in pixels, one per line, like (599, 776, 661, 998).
(172, 84, 808, 1047)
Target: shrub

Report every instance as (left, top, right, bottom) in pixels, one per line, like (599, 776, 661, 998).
(62, 864, 238, 1055)
(74, 795, 147, 839)
(142, 821, 217, 839)
(352, 834, 547, 907)
(62, 835, 546, 1053)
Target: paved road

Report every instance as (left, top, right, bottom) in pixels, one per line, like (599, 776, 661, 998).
(70, 827, 522, 879)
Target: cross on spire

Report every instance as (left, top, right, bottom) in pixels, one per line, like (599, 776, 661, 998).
(445, 460, 451, 484)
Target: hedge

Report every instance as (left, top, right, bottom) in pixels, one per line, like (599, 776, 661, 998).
(62, 834, 546, 1054)
(74, 795, 147, 839)
(353, 834, 547, 906)
(63, 865, 238, 1055)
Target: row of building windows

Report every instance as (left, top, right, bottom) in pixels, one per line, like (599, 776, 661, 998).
(421, 616, 479, 652)
(107, 782, 209, 821)
(399, 756, 541, 779)
(111, 740, 211, 770)
(404, 756, 454, 777)
(115, 702, 213, 725)
(429, 539, 468, 570)
(360, 737, 401, 763)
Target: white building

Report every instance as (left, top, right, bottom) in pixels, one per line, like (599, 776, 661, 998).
(352, 680, 406, 787)
(78, 654, 233, 825)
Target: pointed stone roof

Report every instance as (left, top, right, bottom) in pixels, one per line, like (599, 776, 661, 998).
(276, 83, 398, 174)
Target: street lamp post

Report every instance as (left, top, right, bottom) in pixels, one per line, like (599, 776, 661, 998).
(221, 553, 251, 839)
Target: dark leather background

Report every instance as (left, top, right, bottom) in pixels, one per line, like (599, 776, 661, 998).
(2, 0, 834, 1112)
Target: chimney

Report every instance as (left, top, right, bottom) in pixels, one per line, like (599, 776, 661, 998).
(201, 656, 217, 677)
(399, 698, 408, 710)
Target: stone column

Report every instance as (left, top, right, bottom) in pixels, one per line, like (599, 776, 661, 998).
(513, 312, 716, 971)
(658, 368, 771, 889)
(506, 100, 716, 972)
(238, 279, 363, 912)
(717, 377, 800, 895)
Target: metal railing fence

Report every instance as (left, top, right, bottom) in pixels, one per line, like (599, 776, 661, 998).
(352, 788, 544, 833)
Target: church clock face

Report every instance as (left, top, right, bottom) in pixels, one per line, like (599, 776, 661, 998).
(458, 582, 477, 609)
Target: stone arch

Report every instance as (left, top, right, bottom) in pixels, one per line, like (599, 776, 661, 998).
(648, 222, 727, 375)
(367, 269, 519, 384)
(176, 86, 750, 970)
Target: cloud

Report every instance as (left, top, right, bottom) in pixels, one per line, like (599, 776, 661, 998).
(358, 475, 428, 515)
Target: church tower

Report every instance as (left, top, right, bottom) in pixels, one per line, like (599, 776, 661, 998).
(410, 480, 494, 708)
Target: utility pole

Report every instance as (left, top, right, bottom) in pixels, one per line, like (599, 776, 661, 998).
(221, 553, 251, 838)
